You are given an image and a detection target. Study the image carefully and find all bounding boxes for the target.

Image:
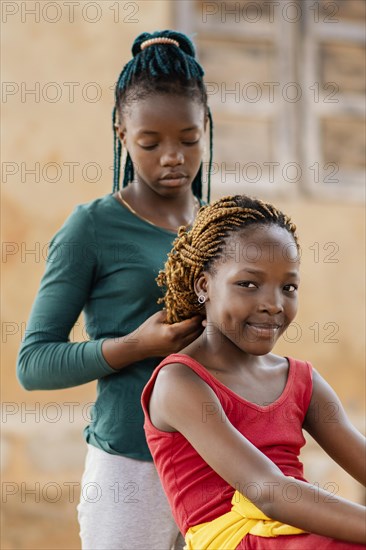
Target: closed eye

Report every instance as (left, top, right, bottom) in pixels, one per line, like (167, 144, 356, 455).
(139, 144, 157, 150)
(139, 140, 199, 150)
(183, 140, 199, 146)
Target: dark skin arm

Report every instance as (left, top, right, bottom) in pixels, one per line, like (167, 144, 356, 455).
(149, 363, 366, 544)
(102, 311, 204, 370)
(303, 368, 366, 486)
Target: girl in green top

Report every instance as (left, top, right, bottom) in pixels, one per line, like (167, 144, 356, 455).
(17, 30, 213, 549)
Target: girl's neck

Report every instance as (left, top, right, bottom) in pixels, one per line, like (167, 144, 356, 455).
(120, 182, 199, 231)
(182, 330, 267, 374)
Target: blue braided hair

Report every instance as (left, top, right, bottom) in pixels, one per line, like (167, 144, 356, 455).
(112, 30, 213, 201)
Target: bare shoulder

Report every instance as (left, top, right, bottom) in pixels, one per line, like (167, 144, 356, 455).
(157, 361, 199, 379)
(154, 361, 209, 394)
(153, 361, 217, 405)
(149, 361, 219, 432)
(304, 366, 366, 485)
(265, 353, 289, 369)
(304, 365, 356, 435)
(307, 367, 342, 407)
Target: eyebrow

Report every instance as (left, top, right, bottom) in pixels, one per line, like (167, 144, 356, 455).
(137, 130, 158, 135)
(237, 268, 299, 277)
(137, 126, 199, 136)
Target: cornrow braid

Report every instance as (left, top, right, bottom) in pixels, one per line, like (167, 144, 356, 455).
(157, 195, 299, 324)
(112, 30, 213, 201)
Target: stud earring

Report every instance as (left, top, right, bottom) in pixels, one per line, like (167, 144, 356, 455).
(198, 295, 206, 304)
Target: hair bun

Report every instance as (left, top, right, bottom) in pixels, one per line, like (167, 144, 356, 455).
(131, 30, 196, 58)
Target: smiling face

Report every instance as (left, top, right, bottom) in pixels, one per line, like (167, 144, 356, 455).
(116, 93, 206, 198)
(196, 224, 300, 357)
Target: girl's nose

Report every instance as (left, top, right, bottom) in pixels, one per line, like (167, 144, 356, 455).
(160, 149, 184, 166)
(258, 292, 284, 314)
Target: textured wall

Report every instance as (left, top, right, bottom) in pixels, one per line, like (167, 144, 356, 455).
(1, 1, 365, 548)
(2, 2, 173, 548)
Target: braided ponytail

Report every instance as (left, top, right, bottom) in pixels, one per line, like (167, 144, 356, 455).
(112, 30, 213, 201)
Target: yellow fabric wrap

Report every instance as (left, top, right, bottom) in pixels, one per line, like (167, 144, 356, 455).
(184, 490, 305, 550)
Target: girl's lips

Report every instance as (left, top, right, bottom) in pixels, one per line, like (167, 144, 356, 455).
(158, 176, 189, 187)
(247, 323, 281, 328)
(160, 172, 188, 179)
(245, 323, 281, 339)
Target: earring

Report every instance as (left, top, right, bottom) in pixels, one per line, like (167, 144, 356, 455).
(198, 295, 206, 304)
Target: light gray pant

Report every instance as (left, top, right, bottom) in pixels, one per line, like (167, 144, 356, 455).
(77, 445, 185, 550)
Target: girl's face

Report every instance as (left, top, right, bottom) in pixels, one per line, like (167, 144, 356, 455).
(197, 224, 300, 357)
(117, 93, 206, 198)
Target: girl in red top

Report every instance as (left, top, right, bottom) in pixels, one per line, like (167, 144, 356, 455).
(141, 195, 366, 549)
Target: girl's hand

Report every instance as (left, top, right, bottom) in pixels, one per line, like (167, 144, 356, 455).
(102, 310, 205, 370)
(137, 310, 205, 358)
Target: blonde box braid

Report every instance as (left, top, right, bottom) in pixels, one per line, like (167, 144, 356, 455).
(157, 195, 299, 324)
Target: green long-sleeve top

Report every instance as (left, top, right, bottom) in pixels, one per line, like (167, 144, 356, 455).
(17, 193, 180, 459)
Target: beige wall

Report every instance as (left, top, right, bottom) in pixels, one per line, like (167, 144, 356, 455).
(1, 1, 365, 548)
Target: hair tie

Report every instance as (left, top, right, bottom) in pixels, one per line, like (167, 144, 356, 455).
(140, 37, 180, 51)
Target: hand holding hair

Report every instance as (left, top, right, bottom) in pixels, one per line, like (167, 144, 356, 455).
(102, 310, 205, 370)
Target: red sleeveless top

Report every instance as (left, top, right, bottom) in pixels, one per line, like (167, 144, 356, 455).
(141, 354, 313, 535)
